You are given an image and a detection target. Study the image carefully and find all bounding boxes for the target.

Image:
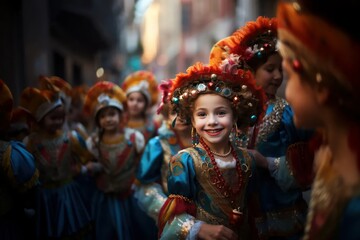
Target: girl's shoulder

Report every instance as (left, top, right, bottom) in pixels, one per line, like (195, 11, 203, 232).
(0, 140, 38, 189)
(172, 147, 200, 162)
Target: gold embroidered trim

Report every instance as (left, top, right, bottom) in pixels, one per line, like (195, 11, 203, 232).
(159, 138, 172, 194)
(168, 194, 193, 203)
(196, 206, 224, 225)
(256, 97, 287, 144)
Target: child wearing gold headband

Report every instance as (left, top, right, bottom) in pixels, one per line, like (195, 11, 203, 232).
(121, 70, 160, 143)
(83, 81, 145, 240)
(210, 16, 315, 240)
(19, 79, 93, 239)
(277, 0, 360, 239)
(157, 62, 265, 239)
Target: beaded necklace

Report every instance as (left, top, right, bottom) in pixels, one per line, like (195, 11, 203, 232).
(211, 147, 232, 157)
(199, 138, 244, 200)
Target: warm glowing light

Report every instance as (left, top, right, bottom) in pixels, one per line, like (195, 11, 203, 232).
(141, 3, 160, 64)
(96, 67, 104, 78)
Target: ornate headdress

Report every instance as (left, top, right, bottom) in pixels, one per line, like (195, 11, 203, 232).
(39, 75, 72, 112)
(19, 87, 62, 122)
(121, 70, 159, 107)
(276, 0, 360, 119)
(0, 80, 14, 131)
(209, 16, 278, 72)
(83, 81, 126, 118)
(169, 62, 265, 129)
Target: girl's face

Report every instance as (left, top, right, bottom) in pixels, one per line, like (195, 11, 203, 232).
(42, 105, 66, 134)
(126, 92, 147, 117)
(98, 107, 121, 132)
(254, 53, 283, 98)
(283, 58, 322, 128)
(192, 94, 234, 149)
(169, 109, 190, 133)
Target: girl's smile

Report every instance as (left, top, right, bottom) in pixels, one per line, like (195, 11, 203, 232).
(192, 94, 234, 153)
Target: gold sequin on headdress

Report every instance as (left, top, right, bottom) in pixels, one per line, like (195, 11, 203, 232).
(83, 81, 126, 118)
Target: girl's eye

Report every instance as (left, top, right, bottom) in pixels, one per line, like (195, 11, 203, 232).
(266, 67, 275, 72)
(196, 112, 206, 117)
(216, 110, 227, 116)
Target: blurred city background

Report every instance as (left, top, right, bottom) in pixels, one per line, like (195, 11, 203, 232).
(0, 0, 279, 103)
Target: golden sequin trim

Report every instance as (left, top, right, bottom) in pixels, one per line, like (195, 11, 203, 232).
(168, 194, 193, 203)
(256, 97, 287, 144)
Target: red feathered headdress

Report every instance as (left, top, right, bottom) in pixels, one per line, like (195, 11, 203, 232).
(209, 16, 278, 72)
(83, 81, 126, 118)
(169, 62, 265, 129)
(122, 70, 159, 107)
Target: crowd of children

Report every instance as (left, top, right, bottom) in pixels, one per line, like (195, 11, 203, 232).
(0, 0, 359, 239)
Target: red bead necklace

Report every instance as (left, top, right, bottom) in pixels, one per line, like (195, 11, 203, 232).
(199, 138, 244, 201)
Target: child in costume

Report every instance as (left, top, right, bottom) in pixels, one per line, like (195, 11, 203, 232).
(0, 80, 39, 240)
(276, 0, 360, 239)
(121, 70, 160, 143)
(20, 81, 93, 239)
(209, 16, 314, 239)
(134, 79, 192, 231)
(157, 62, 265, 240)
(39, 75, 73, 130)
(83, 81, 145, 240)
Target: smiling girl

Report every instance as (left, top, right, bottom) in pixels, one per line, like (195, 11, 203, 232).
(157, 63, 265, 240)
(210, 16, 315, 239)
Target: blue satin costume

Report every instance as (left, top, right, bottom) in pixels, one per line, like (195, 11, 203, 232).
(0, 140, 39, 240)
(86, 128, 145, 240)
(136, 121, 186, 220)
(25, 130, 93, 239)
(158, 146, 259, 240)
(244, 97, 314, 240)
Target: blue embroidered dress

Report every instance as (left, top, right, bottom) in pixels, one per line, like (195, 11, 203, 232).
(25, 130, 92, 239)
(158, 146, 259, 240)
(136, 121, 186, 221)
(243, 97, 314, 239)
(0, 140, 39, 240)
(86, 128, 145, 240)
